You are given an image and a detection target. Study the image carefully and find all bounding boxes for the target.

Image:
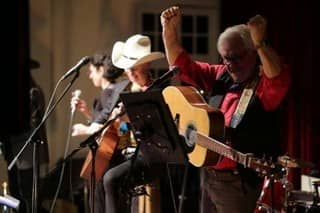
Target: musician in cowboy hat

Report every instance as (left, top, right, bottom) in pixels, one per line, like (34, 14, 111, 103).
(98, 34, 170, 213)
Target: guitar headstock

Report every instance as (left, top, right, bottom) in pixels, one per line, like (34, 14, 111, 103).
(245, 154, 286, 179)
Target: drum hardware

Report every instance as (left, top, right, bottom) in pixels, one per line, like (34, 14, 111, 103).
(285, 181, 320, 213)
(278, 155, 315, 169)
(285, 177, 320, 213)
(311, 181, 320, 207)
(255, 155, 318, 212)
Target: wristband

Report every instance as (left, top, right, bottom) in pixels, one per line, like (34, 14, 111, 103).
(255, 41, 267, 50)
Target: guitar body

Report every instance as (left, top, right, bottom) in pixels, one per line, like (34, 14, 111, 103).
(80, 124, 120, 181)
(162, 86, 225, 167)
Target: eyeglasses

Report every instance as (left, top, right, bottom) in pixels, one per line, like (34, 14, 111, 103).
(221, 51, 248, 65)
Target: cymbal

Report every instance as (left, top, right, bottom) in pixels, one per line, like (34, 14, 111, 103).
(277, 155, 315, 168)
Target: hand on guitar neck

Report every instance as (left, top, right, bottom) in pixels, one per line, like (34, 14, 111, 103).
(110, 103, 129, 124)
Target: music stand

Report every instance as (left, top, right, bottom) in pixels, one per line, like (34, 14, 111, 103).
(120, 89, 190, 213)
(120, 90, 187, 164)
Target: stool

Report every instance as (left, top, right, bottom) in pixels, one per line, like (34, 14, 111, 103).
(131, 178, 160, 213)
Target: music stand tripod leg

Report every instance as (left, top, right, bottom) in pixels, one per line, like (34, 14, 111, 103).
(178, 163, 189, 213)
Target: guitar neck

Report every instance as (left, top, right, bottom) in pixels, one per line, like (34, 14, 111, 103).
(196, 132, 249, 167)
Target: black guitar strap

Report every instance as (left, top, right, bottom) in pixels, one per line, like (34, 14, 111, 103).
(208, 70, 232, 108)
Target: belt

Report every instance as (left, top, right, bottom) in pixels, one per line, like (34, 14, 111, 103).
(207, 168, 240, 176)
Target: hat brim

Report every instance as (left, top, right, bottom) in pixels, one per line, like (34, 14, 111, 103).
(112, 41, 165, 69)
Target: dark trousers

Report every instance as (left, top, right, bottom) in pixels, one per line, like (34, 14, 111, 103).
(92, 150, 133, 213)
(200, 168, 262, 213)
(101, 150, 165, 213)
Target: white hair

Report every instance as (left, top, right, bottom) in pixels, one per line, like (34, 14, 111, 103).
(217, 24, 255, 53)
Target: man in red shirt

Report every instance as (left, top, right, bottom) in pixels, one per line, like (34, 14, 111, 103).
(161, 6, 290, 213)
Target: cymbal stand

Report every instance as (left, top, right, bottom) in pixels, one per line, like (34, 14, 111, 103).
(282, 167, 293, 212)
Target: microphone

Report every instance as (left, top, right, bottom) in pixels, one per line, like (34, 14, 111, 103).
(61, 56, 91, 80)
(0, 194, 20, 210)
(71, 89, 82, 113)
(148, 66, 179, 90)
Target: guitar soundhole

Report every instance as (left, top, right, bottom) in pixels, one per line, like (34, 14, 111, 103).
(184, 124, 197, 152)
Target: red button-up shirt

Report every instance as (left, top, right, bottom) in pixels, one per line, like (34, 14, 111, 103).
(174, 51, 290, 169)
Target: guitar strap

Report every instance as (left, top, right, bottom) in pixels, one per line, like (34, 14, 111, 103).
(230, 74, 260, 128)
(208, 71, 232, 108)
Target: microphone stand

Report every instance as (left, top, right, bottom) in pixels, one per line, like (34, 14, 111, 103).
(8, 71, 80, 213)
(147, 66, 178, 90)
(78, 106, 125, 213)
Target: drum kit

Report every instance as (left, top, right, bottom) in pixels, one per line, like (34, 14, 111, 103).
(255, 155, 320, 213)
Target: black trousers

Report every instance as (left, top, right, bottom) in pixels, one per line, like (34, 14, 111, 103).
(201, 167, 262, 213)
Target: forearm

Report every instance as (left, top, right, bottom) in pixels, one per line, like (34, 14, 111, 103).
(257, 45, 282, 78)
(161, 6, 184, 66)
(83, 110, 92, 120)
(248, 15, 282, 78)
(162, 27, 184, 66)
(71, 122, 102, 136)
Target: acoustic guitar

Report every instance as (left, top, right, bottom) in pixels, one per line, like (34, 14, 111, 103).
(79, 124, 119, 182)
(162, 86, 284, 177)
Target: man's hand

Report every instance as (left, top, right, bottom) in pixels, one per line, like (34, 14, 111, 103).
(160, 6, 184, 66)
(247, 15, 267, 49)
(70, 96, 92, 119)
(160, 6, 181, 30)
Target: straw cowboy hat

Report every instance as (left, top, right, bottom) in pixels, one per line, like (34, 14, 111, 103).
(112, 34, 165, 69)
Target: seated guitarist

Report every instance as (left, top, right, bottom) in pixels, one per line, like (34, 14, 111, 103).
(99, 34, 168, 213)
(70, 53, 130, 213)
(71, 53, 129, 137)
(161, 6, 291, 213)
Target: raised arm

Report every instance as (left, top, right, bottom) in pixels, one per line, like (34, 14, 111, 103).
(247, 15, 282, 78)
(160, 6, 184, 66)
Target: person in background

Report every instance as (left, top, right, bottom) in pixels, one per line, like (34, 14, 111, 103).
(71, 53, 129, 213)
(3, 59, 49, 213)
(161, 6, 290, 213)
